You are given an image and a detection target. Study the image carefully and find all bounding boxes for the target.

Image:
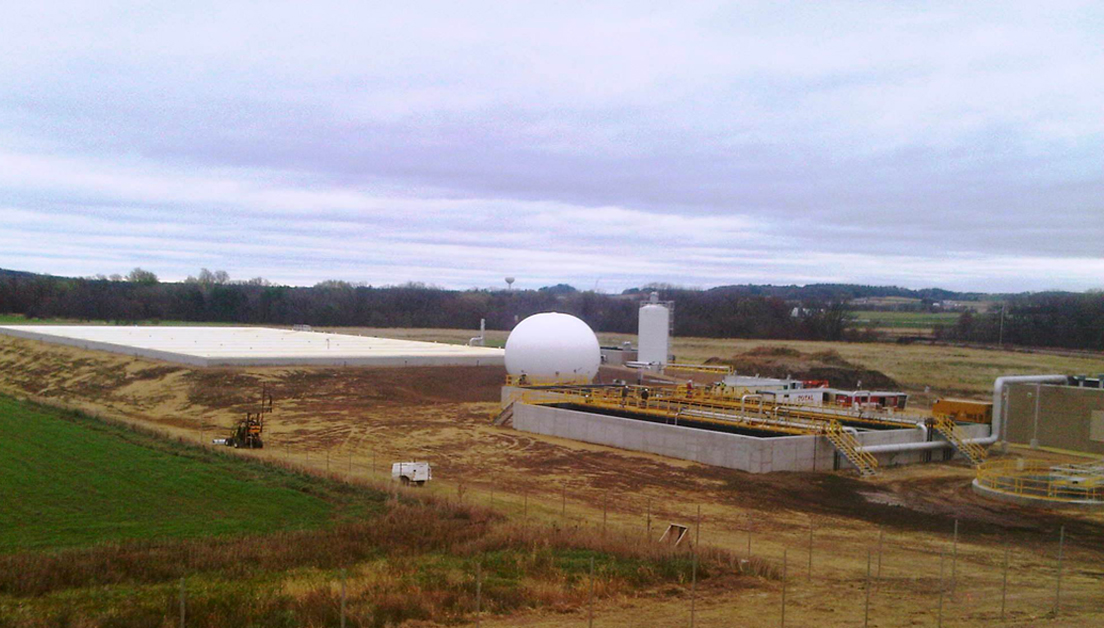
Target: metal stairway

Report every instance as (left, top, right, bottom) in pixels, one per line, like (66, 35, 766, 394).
(824, 421, 879, 477)
(492, 402, 515, 427)
(932, 416, 988, 465)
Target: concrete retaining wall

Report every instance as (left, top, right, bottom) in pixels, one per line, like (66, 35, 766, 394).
(512, 403, 987, 473)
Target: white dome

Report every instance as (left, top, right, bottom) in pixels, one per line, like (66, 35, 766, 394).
(505, 313, 600, 383)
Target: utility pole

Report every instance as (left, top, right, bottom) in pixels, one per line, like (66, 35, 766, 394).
(998, 302, 1006, 347)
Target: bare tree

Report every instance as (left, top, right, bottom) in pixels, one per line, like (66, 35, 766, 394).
(126, 268, 159, 285)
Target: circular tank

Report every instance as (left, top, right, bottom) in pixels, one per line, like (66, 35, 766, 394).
(638, 302, 670, 365)
(505, 313, 600, 383)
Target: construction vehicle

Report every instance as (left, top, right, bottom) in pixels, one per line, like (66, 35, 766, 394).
(213, 412, 265, 449)
(213, 384, 273, 449)
(391, 461, 432, 486)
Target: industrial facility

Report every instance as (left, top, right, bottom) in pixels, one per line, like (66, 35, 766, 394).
(496, 294, 1098, 483)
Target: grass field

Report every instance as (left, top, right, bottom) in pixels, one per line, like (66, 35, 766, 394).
(851, 309, 961, 330)
(0, 395, 350, 552)
(0, 392, 737, 626)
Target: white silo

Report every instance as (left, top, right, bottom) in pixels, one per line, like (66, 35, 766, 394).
(638, 292, 670, 366)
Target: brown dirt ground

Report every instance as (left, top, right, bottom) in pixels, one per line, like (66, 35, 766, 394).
(1, 333, 1103, 626)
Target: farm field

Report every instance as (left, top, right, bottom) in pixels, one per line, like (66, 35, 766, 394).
(851, 309, 961, 330)
(0, 396, 352, 552)
(3, 332, 1104, 625)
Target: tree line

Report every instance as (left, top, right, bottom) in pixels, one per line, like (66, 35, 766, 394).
(934, 292, 1104, 351)
(3, 268, 1101, 349)
(0, 269, 853, 341)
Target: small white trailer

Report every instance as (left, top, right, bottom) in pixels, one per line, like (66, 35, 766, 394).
(391, 461, 432, 486)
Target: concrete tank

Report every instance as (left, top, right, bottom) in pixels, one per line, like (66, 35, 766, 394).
(638, 293, 670, 366)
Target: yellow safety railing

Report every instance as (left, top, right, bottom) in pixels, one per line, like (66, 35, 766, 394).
(665, 363, 733, 375)
(504, 374, 594, 387)
(932, 416, 989, 466)
(975, 459, 1104, 503)
(824, 420, 878, 476)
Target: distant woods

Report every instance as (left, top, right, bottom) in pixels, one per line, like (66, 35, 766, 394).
(933, 293, 1104, 351)
(1, 269, 1102, 350)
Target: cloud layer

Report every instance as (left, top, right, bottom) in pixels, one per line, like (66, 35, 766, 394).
(1, 2, 1101, 291)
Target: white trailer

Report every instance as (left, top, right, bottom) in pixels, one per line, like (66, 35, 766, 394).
(391, 461, 432, 486)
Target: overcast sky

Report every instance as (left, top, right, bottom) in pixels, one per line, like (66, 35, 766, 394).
(1, 2, 1101, 292)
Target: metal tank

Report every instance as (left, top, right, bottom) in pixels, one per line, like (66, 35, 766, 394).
(638, 292, 670, 366)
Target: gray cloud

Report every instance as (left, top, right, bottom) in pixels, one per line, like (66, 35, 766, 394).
(0, 1, 1101, 291)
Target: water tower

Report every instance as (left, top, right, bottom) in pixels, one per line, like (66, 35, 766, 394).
(505, 277, 515, 291)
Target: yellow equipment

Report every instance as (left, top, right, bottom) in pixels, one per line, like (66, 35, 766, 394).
(932, 398, 993, 424)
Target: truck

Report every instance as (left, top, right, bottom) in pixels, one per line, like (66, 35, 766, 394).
(391, 461, 432, 486)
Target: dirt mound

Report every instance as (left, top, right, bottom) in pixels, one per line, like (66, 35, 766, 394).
(713, 347, 899, 390)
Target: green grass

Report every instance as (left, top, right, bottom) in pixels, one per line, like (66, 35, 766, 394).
(0, 396, 353, 552)
(851, 310, 961, 329)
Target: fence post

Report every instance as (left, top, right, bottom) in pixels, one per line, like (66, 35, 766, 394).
(864, 549, 872, 628)
(1055, 525, 1064, 616)
(475, 561, 482, 628)
(340, 569, 347, 628)
(1001, 543, 1009, 621)
(695, 504, 701, 548)
(646, 498, 652, 540)
(691, 552, 698, 627)
(524, 492, 528, 522)
(876, 529, 883, 586)
(780, 549, 787, 627)
(951, 519, 958, 597)
(179, 577, 186, 628)
(588, 556, 595, 628)
(603, 493, 608, 536)
(807, 520, 813, 581)
(327, 450, 330, 474)
(561, 482, 566, 519)
(747, 513, 752, 559)
(348, 451, 352, 475)
(937, 550, 945, 628)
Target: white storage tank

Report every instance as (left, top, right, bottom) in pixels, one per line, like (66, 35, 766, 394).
(505, 313, 600, 383)
(638, 292, 670, 366)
